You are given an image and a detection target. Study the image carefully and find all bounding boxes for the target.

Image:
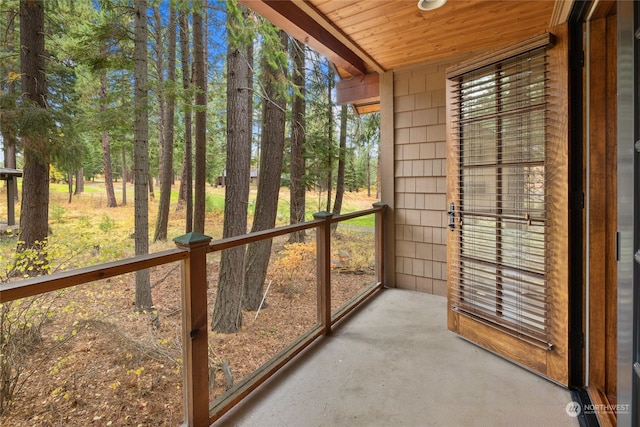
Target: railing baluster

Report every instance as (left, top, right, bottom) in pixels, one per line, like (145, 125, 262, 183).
(174, 232, 212, 427)
(314, 211, 333, 335)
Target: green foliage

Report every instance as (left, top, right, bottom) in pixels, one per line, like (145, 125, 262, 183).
(0, 91, 20, 145)
(205, 194, 225, 215)
(99, 214, 116, 233)
(226, 0, 256, 50)
(49, 165, 66, 183)
(256, 21, 290, 104)
(12, 240, 52, 277)
(50, 204, 66, 223)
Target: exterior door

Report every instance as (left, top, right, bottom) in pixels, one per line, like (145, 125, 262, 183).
(446, 28, 570, 386)
(587, 3, 619, 425)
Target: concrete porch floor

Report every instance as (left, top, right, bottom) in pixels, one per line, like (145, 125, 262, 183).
(217, 289, 579, 427)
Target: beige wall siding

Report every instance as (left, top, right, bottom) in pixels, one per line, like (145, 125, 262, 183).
(393, 63, 449, 296)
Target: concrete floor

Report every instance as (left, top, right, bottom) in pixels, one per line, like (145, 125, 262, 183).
(216, 289, 579, 427)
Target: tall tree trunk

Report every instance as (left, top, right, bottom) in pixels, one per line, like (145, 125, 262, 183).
(121, 146, 127, 205)
(331, 104, 348, 232)
(243, 29, 288, 311)
(325, 68, 334, 212)
(18, 0, 49, 270)
(148, 173, 155, 199)
(67, 171, 73, 203)
(192, 3, 206, 233)
(153, 5, 166, 187)
(154, 4, 176, 242)
(3, 144, 18, 202)
(288, 40, 306, 243)
(368, 151, 372, 197)
(100, 71, 117, 207)
(375, 151, 379, 199)
(212, 3, 252, 333)
(133, 0, 153, 311)
(177, 10, 192, 232)
(1, 10, 18, 201)
(74, 168, 84, 195)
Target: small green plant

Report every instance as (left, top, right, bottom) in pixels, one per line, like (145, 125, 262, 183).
(76, 215, 92, 229)
(99, 214, 116, 233)
(205, 194, 224, 215)
(50, 204, 66, 224)
(12, 239, 51, 278)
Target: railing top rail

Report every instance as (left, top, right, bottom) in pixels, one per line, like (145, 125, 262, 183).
(330, 206, 383, 223)
(0, 248, 187, 304)
(0, 204, 386, 304)
(207, 218, 323, 253)
(207, 205, 384, 253)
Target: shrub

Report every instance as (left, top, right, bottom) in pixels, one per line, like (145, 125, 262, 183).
(50, 204, 66, 224)
(270, 242, 316, 297)
(99, 214, 116, 233)
(0, 246, 58, 415)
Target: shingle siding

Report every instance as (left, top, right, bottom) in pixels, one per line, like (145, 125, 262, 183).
(393, 64, 448, 296)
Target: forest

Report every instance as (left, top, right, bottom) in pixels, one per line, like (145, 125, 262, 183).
(0, 0, 380, 320)
(0, 0, 380, 422)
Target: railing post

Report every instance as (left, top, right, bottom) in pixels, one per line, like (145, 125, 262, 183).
(373, 202, 386, 286)
(313, 211, 333, 335)
(174, 232, 212, 427)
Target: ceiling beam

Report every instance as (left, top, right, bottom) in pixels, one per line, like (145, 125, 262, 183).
(336, 73, 380, 106)
(291, 0, 385, 74)
(239, 0, 370, 77)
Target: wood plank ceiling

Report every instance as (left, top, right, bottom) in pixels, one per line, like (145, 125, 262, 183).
(240, 0, 565, 113)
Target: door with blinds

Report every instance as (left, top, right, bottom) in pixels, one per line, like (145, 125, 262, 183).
(446, 32, 570, 385)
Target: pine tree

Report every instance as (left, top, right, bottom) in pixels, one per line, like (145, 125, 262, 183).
(288, 39, 306, 243)
(133, 0, 153, 311)
(18, 0, 50, 270)
(212, 1, 253, 333)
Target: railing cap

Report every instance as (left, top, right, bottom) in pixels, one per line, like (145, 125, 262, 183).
(312, 211, 333, 219)
(173, 232, 213, 246)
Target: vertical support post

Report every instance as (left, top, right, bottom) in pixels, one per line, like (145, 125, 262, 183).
(7, 176, 15, 226)
(174, 232, 212, 427)
(373, 202, 386, 286)
(314, 211, 333, 335)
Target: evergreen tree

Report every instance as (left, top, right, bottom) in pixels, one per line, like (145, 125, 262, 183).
(154, 2, 177, 242)
(133, 0, 153, 311)
(212, 1, 253, 333)
(192, 0, 207, 233)
(288, 39, 306, 243)
(243, 27, 288, 311)
(18, 0, 50, 270)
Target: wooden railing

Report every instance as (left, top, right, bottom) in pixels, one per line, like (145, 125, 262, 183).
(0, 203, 386, 426)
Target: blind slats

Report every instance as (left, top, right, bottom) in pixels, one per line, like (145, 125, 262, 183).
(449, 45, 551, 349)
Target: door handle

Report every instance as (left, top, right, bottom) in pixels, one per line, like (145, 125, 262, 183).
(447, 202, 455, 230)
